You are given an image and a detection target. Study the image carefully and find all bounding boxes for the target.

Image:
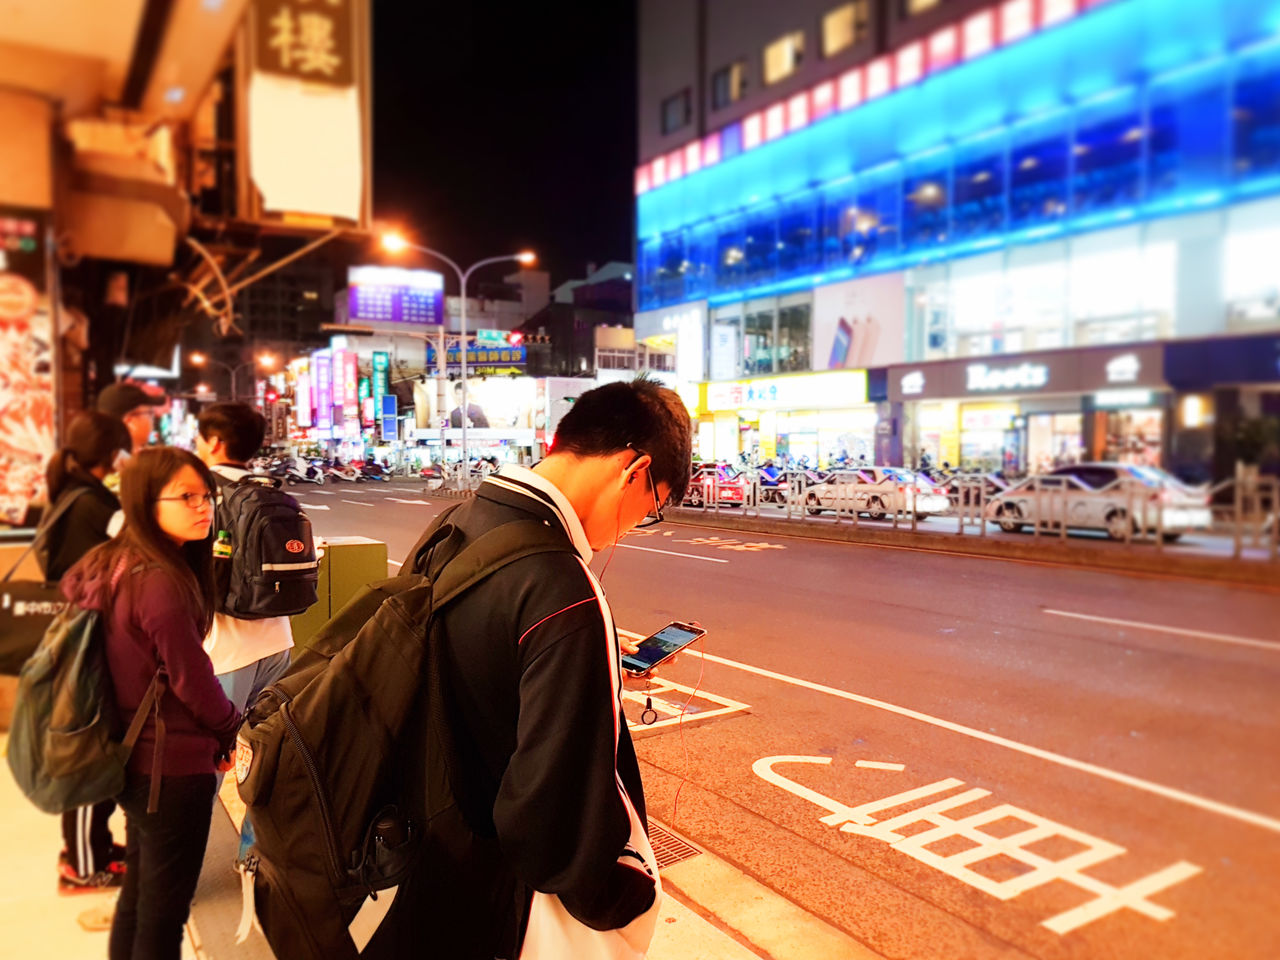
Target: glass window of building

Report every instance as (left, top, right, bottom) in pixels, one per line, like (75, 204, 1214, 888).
(1069, 227, 1173, 344)
(661, 89, 691, 135)
(948, 253, 1005, 357)
(657, 232, 686, 305)
(821, 178, 861, 268)
(904, 0, 941, 14)
(1147, 63, 1228, 203)
(711, 61, 748, 110)
(777, 299, 813, 373)
(1071, 91, 1143, 216)
(1004, 246, 1067, 353)
(742, 208, 779, 285)
(853, 163, 902, 267)
(778, 194, 821, 278)
(1232, 44, 1280, 187)
(822, 2, 868, 58)
(764, 31, 805, 86)
(903, 152, 952, 253)
(715, 217, 746, 292)
(1009, 115, 1070, 230)
(1225, 197, 1280, 329)
(709, 305, 742, 380)
(744, 300, 776, 375)
(952, 132, 1007, 243)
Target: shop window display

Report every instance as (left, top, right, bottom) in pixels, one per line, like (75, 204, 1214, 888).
(776, 303, 812, 372)
(1098, 408, 1164, 467)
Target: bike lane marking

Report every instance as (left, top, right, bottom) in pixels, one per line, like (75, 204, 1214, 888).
(614, 630, 1280, 837)
(1044, 608, 1280, 653)
(752, 756, 1201, 936)
(621, 677, 749, 731)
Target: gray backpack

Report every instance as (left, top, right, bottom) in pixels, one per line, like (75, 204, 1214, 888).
(7, 597, 167, 815)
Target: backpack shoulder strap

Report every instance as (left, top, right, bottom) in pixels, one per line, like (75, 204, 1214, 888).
(3, 486, 93, 582)
(430, 519, 579, 611)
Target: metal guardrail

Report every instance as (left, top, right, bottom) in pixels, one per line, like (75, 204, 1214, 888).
(677, 469, 1279, 563)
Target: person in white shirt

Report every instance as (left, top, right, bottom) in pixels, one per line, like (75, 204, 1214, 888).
(194, 403, 294, 715)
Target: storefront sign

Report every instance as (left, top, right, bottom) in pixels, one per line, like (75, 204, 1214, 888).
(372, 351, 389, 407)
(331, 349, 346, 406)
(314, 350, 333, 431)
(889, 344, 1165, 402)
(295, 370, 313, 428)
(900, 370, 925, 396)
(379, 394, 398, 441)
(634, 301, 705, 344)
(966, 362, 1050, 392)
(426, 339, 527, 372)
(1094, 389, 1154, 408)
(343, 352, 359, 417)
(705, 370, 868, 412)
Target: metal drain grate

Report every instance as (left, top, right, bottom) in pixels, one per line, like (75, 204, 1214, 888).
(647, 820, 702, 869)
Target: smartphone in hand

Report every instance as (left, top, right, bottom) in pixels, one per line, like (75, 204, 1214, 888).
(621, 621, 706, 677)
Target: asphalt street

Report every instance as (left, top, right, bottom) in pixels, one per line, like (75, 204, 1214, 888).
(300, 478, 1280, 960)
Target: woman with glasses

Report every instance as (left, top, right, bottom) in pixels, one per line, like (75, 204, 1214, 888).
(61, 447, 240, 960)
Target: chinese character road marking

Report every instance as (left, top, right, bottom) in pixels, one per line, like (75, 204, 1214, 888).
(753, 755, 1201, 935)
(623, 678, 749, 731)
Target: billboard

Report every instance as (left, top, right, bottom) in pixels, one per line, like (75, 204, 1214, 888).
(348, 266, 444, 326)
(426, 338, 526, 372)
(412, 377, 539, 434)
(812, 273, 906, 370)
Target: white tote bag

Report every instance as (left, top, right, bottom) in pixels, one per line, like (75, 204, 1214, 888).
(519, 791, 662, 960)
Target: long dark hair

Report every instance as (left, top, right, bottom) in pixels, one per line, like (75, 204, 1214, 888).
(45, 411, 131, 503)
(70, 447, 218, 636)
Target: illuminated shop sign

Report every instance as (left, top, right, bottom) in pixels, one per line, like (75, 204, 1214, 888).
(1105, 353, 1140, 384)
(900, 370, 925, 396)
(966, 362, 1050, 392)
(705, 370, 868, 412)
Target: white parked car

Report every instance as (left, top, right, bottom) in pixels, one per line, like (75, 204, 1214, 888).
(802, 467, 951, 519)
(984, 463, 1211, 541)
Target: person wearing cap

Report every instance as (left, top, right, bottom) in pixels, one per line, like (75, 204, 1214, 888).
(97, 382, 166, 453)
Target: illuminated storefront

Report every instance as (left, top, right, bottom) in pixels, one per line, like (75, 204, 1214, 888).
(698, 369, 873, 467)
(889, 344, 1169, 473)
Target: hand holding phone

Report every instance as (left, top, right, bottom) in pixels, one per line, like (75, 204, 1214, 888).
(621, 621, 706, 677)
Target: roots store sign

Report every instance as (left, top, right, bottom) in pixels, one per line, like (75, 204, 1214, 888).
(0, 207, 53, 525)
(889, 345, 1165, 403)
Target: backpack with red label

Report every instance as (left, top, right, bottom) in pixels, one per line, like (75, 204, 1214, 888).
(214, 473, 318, 619)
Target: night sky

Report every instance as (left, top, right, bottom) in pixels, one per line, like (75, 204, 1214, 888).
(371, 1, 637, 293)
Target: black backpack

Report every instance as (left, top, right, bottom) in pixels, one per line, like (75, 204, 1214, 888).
(214, 473, 318, 619)
(234, 507, 577, 960)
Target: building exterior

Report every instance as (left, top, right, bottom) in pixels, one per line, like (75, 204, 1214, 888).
(636, 0, 1280, 477)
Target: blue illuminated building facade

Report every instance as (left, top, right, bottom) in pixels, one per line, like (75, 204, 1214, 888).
(636, 0, 1280, 479)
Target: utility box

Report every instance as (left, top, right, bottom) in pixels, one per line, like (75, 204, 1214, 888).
(290, 536, 389, 650)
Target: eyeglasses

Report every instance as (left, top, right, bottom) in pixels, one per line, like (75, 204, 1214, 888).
(157, 491, 215, 510)
(629, 446, 666, 528)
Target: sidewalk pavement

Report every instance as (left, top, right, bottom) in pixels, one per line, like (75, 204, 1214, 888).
(3, 732, 871, 960)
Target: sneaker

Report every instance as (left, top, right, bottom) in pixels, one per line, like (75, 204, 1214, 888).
(58, 861, 124, 895)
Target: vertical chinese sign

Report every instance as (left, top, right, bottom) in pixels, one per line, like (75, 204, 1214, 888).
(0, 207, 53, 525)
(246, 0, 370, 226)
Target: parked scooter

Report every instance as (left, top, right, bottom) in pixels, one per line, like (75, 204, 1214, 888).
(324, 459, 364, 482)
(757, 461, 787, 504)
(284, 457, 325, 485)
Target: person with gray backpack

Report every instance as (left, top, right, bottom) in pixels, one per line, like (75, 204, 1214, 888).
(195, 403, 317, 718)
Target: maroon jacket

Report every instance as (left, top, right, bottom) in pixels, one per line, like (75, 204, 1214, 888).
(62, 557, 239, 777)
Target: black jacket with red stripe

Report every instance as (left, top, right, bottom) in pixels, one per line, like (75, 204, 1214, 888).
(365, 474, 655, 960)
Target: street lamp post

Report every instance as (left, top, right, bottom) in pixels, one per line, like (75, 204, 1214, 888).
(190, 352, 278, 402)
(380, 234, 535, 485)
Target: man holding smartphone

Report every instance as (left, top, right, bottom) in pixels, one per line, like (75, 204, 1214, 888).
(368, 378, 691, 960)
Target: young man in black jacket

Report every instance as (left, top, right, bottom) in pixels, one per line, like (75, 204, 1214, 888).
(368, 378, 692, 960)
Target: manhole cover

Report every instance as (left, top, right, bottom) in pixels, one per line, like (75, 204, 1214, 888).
(647, 820, 702, 869)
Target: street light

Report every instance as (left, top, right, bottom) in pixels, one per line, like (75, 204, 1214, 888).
(189, 351, 280, 401)
(380, 231, 537, 484)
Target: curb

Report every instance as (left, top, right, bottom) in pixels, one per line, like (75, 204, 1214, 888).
(663, 507, 1279, 588)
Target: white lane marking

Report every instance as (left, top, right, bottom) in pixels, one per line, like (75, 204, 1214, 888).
(753, 757, 1200, 934)
(307, 490, 335, 495)
(617, 629, 1280, 837)
(855, 760, 906, 771)
(1043, 608, 1280, 653)
(387, 559, 403, 568)
(615, 543, 729, 564)
(342, 499, 374, 507)
(298, 503, 330, 511)
(386, 497, 432, 505)
(391, 487, 425, 493)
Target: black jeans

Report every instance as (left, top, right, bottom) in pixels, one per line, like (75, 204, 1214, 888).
(110, 773, 216, 960)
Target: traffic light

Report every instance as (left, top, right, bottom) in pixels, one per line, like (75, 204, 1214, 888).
(506, 330, 524, 348)
(264, 386, 280, 404)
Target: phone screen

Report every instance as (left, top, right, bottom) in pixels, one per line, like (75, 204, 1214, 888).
(621, 623, 704, 674)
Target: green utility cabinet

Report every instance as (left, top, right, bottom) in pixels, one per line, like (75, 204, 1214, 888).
(290, 536, 389, 650)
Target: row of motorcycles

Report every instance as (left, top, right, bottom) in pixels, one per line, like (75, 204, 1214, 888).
(249, 456, 392, 485)
(748, 459, 1009, 506)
